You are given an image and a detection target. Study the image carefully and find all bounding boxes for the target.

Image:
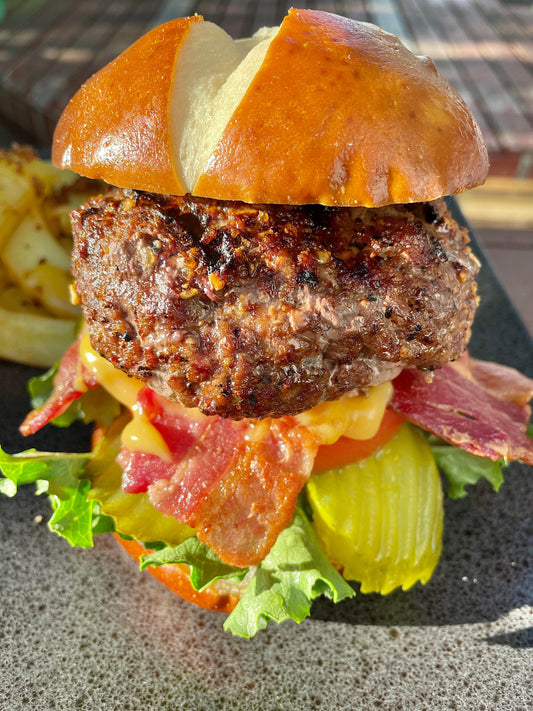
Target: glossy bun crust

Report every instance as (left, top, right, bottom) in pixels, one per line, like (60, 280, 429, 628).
(53, 9, 488, 207)
(195, 10, 488, 206)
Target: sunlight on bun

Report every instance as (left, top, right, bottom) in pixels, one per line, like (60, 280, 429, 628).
(53, 9, 489, 206)
(172, 22, 278, 188)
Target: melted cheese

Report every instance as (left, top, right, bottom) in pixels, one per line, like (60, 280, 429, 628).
(295, 381, 393, 445)
(78, 333, 171, 461)
(79, 332, 142, 408)
(121, 404, 172, 462)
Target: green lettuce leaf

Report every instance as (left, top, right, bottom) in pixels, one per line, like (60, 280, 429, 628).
(140, 537, 248, 590)
(90, 501, 117, 536)
(140, 504, 354, 638)
(428, 439, 505, 499)
(28, 363, 61, 408)
(0, 447, 88, 496)
(28, 363, 120, 427)
(0, 449, 49, 497)
(49, 479, 101, 547)
(224, 505, 355, 638)
(0, 446, 114, 547)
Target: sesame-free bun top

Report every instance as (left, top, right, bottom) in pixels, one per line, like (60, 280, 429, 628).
(53, 9, 489, 207)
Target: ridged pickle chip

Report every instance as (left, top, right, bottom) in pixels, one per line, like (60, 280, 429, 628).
(306, 424, 443, 594)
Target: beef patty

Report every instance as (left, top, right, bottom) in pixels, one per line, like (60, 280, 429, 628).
(71, 189, 479, 419)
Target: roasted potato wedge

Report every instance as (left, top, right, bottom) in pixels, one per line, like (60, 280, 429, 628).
(0, 147, 101, 366)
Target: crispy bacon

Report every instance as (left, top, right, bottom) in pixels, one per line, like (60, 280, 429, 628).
(450, 353, 533, 408)
(192, 419, 317, 567)
(391, 355, 533, 465)
(120, 387, 211, 494)
(120, 389, 319, 566)
(19, 339, 98, 436)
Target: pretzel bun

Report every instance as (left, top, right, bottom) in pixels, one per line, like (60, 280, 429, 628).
(53, 9, 488, 206)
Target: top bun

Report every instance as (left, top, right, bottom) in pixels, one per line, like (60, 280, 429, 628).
(53, 9, 489, 207)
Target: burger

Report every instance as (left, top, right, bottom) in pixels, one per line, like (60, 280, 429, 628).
(2, 9, 533, 637)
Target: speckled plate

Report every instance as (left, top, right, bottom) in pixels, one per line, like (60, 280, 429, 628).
(1, 202, 532, 710)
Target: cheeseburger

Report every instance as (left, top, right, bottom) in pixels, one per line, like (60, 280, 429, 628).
(3, 10, 533, 637)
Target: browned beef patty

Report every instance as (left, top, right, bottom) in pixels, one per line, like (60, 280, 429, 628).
(71, 189, 479, 419)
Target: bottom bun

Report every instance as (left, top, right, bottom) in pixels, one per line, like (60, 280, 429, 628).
(114, 534, 242, 614)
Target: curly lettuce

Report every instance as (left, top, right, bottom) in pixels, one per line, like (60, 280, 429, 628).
(140, 504, 355, 638)
(0, 446, 111, 547)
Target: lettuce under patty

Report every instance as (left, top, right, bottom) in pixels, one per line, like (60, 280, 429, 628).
(0, 443, 353, 637)
(425, 433, 506, 499)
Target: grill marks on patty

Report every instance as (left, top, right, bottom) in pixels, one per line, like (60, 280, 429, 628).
(71, 190, 480, 419)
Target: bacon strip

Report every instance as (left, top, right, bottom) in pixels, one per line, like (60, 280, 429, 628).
(391, 355, 533, 465)
(120, 387, 211, 494)
(119, 390, 318, 566)
(450, 352, 533, 408)
(19, 338, 98, 436)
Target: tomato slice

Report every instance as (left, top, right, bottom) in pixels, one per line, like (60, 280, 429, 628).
(312, 409, 405, 473)
(307, 423, 443, 594)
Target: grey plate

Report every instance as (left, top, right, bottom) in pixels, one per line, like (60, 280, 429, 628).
(0, 202, 532, 711)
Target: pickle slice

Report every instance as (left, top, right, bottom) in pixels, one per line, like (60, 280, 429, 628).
(306, 424, 443, 594)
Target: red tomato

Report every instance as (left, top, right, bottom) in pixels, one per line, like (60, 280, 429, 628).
(312, 409, 405, 473)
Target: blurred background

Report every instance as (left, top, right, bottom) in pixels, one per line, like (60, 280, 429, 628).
(0, 0, 531, 334)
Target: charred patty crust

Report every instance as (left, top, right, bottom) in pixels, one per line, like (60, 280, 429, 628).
(71, 190, 479, 419)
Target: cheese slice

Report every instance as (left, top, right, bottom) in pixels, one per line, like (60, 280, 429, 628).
(78, 331, 141, 408)
(295, 382, 393, 445)
(78, 333, 170, 461)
